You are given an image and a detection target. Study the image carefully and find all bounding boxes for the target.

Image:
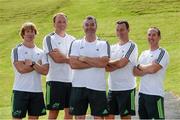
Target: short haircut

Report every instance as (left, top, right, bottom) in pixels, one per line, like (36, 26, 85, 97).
(84, 15, 97, 26)
(116, 20, 129, 29)
(53, 12, 67, 23)
(20, 22, 38, 38)
(148, 27, 161, 37)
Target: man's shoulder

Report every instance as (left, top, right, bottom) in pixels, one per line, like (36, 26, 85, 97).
(129, 40, 137, 47)
(43, 32, 55, 41)
(159, 48, 168, 54)
(96, 38, 109, 48)
(35, 46, 43, 53)
(12, 43, 23, 51)
(66, 33, 76, 40)
(140, 50, 149, 56)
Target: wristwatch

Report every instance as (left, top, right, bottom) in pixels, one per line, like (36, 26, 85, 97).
(137, 64, 141, 70)
(31, 61, 36, 67)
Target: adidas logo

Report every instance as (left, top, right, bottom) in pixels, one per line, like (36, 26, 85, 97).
(52, 103, 60, 108)
(13, 110, 22, 116)
(102, 109, 108, 114)
(41, 108, 46, 114)
(124, 109, 129, 114)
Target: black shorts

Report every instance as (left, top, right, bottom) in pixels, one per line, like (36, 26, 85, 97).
(46, 81, 72, 110)
(138, 93, 165, 119)
(69, 87, 109, 116)
(11, 90, 46, 118)
(107, 88, 136, 116)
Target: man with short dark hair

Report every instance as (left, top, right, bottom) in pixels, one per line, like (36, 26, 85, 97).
(133, 27, 169, 119)
(106, 20, 138, 120)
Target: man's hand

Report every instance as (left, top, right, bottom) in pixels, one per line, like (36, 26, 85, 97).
(78, 56, 109, 68)
(69, 56, 92, 69)
(51, 48, 61, 56)
(137, 60, 162, 74)
(37, 60, 42, 65)
(105, 64, 117, 72)
(53, 48, 60, 52)
(49, 48, 69, 63)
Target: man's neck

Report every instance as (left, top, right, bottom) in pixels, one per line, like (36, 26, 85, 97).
(55, 30, 66, 37)
(85, 34, 96, 42)
(119, 38, 129, 45)
(150, 45, 159, 51)
(23, 41, 35, 48)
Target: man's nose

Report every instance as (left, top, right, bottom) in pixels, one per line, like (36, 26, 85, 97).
(87, 25, 92, 28)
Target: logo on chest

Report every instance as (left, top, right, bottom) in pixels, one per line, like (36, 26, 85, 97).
(80, 47, 99, 52)
(25, 51, 28, 54)
(24, 51, 40, 59)
(80, 46, 84, 49)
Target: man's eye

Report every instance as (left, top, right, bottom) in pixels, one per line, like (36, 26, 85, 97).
(85, 23, 89, 26)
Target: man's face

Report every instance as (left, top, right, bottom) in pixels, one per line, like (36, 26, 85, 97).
(23, 29, 35, 42)
(54, 15, 67, 31)
(83, 19, 97, 34)
(116, 23, 129, 40)
(147, 29, 160, 46)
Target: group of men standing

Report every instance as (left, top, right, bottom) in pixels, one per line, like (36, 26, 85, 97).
(11, 12, 169, 120)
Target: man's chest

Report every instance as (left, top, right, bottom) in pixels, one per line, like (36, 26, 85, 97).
(51, 39, 71, 54)
(79, 44, 101, 57)
(140, 52, 159, 64)
(111, 46, 129, 59)
(19, 49, 42, 61)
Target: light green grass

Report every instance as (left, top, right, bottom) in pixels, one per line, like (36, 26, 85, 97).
(0, 0, 180, 119)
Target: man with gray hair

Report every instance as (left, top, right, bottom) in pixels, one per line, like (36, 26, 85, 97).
(69, 16, 110, 120)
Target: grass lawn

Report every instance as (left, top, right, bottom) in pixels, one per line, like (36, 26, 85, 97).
(0, 0, 179, 119)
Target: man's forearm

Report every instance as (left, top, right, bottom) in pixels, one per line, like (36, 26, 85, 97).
(138, 63, 161, 74)
(49, 51, 69, 63)
(21, 65, 34, 73)
(33, 64, 49, 75)
(82, 57, 109, 68)
(70, 58, 92, 69)
(14, 62, 34, 74)
(108, 57, 129, 69)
